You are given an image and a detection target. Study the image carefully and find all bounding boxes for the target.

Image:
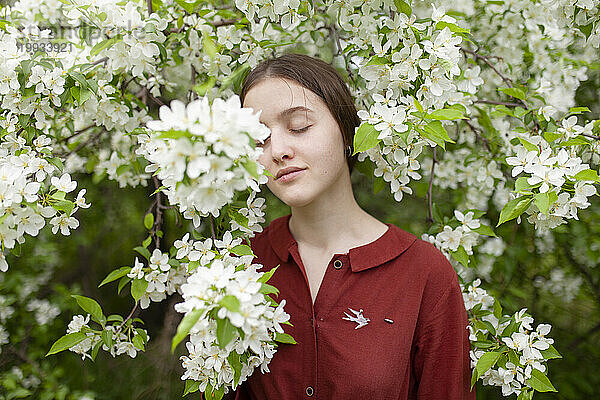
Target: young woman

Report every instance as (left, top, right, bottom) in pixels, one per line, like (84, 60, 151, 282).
(236, 53, 474, 399)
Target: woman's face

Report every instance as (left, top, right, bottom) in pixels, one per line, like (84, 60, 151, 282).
(243, 77, 348, 208)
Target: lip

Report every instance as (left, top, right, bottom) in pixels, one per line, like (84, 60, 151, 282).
(275, 167, 306, 182)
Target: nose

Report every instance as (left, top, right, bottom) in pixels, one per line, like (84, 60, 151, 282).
(269, 128, 294, 163)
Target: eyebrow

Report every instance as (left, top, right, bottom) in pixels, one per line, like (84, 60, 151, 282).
(277, 106, 313, 120)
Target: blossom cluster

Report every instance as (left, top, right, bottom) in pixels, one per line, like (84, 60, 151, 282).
(422, 210, 483, 257)
(464, 279, 558, 396)
(174, 236, 290, 394)
(0, 132, 89, 271)
(65, 314, 150, 360)
(505, 133, 597, 231)
(139, 96, 269, 224)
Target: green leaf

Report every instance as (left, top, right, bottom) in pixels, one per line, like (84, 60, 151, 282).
(527, 369, 557, 392)
(493, 299, 503, 319)
(216, 318, 237, 348)
(561, 137, 590, 146)
(543, 131, 561, 143)
(144, 213, 154, 230)
(424, 120, 455, 143)
(101, 328, 113, 349)
(242, 160, 260, 180)
(499, 87, 526, 101)
(497, 196, 533, 226)
(69, 71, 88, 88)
(142, 235, 152, 248)
(475, 351, 501, 378)
(393, 0, 411, 16)
(258, 266, 278, 284)
(231, 244, 253, 256)
(172, 309, 204, 353)
(132, 334, 145, 350)
(99, 266, 131, 287)
(450, 246, 469, 268)
(274, 332, 297, 344)
(183, 380, 200, 396)
(228, 351, 243, 386)
(117, 276, 131, 295)
(472, 224, 496, 237)
(366, 56, 390, 66)
(534, 191, 558, 215)
(202, 32, 217, 58)
(48, 157, 64, 173)
(89, 36, 122, 57)
(134, 246, 151, 261)
(574, 169, 600, 182)
(568, 106, 590, 114)
(229, 208, 250, 229)
(46, 332, 88, 356)
(540, 344, 562, 360)
(514, 176, 535, 193)
(517, 389, 533, 400)
(219, 295, 240, 313)
(72, 295, 105, 325)
(131, 279, 148, 303)
(518, 137, 538, 152)
(435, 21, 470, 34)
(424, 108, 465, 120)
(353, 123, 379, 154)
(259, 283, 279, 295)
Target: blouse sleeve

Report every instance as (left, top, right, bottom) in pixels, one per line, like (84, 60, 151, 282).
(411, 257, 475, 399)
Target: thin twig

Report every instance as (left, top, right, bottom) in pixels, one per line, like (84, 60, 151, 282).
(146, 0, 153, 15)
(118, 302, 139, 331)
(211, 19, 237, 27)
(92, 57, 109, 66)
(209, 215, 216, 241)
(461, 47, 514, 88)
(63, 130, 105, 157)
(58, 124, 96, 143)
(426, 147, 437, 226)
(464, 119, 492, 153)
(475, 99, 523, 108)
(152, 175, 164, 248)
(582, 133, 600, 141)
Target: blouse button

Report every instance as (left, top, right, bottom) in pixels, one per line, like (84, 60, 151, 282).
(305, 386, 314, 397)
(333, 259, 343, 269)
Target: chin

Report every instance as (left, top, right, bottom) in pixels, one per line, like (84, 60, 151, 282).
(269, 185, 315, 208)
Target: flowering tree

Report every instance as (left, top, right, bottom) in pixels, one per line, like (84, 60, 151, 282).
(1, 0, 599, 398)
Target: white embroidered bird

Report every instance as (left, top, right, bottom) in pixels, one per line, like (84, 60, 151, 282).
(342, 308, 370, 329)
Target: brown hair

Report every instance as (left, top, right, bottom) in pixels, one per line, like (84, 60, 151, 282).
(239, 53, 360, 172)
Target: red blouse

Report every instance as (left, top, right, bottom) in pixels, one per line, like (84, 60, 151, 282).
(234, 214, 475, 399)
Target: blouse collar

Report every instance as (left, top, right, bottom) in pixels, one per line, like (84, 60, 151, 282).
(267, 214, 416, 272)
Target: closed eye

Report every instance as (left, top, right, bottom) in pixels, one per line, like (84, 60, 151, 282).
(290, 125, 312, 133)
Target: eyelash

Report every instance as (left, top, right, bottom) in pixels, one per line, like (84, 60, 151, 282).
(256, 125, 312, 146)
(290, 125, 311, 133)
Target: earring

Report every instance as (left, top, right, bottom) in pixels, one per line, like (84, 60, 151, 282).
(345, 145, 352, 157)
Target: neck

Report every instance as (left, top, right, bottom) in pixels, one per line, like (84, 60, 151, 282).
(288, 170, 385, 253)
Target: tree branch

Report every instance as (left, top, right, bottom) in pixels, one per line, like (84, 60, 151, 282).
(426, 147, 437, 226)
(151, 175, 164, 249)
(461, 47, 514, 88)
(146, 0, 152, 15)
(92, 57, 109, 66)
(58, 124, 96, 143)
(582, 133, 600, 141)
(475, 99, 523, 107)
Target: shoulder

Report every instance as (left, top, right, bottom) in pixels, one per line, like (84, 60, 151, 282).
(387, 226, 460, 304)
(247, 215, 292, 269)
